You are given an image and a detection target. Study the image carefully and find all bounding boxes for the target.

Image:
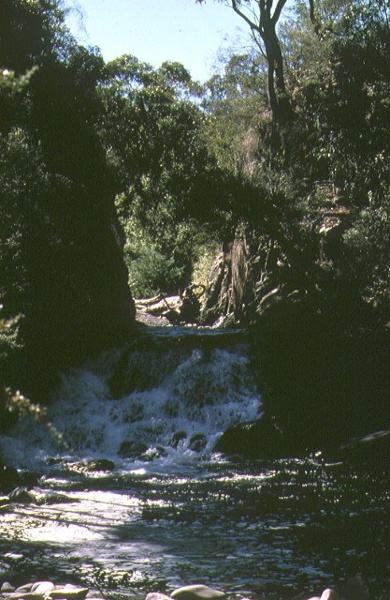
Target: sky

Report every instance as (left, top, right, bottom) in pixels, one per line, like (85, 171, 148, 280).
(66, 0, 250, 82)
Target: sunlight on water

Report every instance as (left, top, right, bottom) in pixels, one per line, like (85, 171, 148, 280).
(1, 329, 389, 599)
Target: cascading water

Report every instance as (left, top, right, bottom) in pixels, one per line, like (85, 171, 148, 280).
(1, 327, 261, 470)
(0, 326, 389, 600)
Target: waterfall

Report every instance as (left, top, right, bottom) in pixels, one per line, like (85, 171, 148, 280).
(0, 327, 262, 470)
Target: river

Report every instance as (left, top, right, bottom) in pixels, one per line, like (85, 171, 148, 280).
(0, 326, 389, 599)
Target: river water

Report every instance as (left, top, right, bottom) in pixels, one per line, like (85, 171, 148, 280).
(0, 326, 389, 599)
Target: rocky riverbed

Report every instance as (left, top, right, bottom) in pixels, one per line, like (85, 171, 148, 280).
(0, 578, 373, 600)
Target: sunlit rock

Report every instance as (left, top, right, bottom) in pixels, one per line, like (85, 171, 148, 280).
(14, 584, 33, 593)
(145, 593, 172, 600)
(81, 459, 115, 472)
(8, 590, 43, 600)
(1, 583, 16, 593)
(31, 582, 55, 594)
(46, 586, 89, 600)
(171, 584, 226, 600)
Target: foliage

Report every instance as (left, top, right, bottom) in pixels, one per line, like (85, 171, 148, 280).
(201, 50, 269, 171)
(99, 55, 232, 296)
(1, 0, 389, 411)
(0, 0, 134, 398)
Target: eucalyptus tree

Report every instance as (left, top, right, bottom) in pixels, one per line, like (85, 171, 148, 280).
(197, 0, 299, 154)
(99, 56, 227, 296)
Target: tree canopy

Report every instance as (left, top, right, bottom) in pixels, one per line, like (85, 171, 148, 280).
(1, 0, 389, 411)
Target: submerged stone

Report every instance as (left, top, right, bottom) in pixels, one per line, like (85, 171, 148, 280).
(82, 459, 115, 472)
(118, 439, 148, 458)
(189, 433, 207, 452)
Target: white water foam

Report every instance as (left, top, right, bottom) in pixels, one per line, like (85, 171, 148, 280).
(1, 336, 262, 471)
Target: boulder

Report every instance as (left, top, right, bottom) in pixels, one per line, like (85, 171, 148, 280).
(320, 590, 339, 600)
(81, 459, 115, 472)
(118, 440, 148, 458)
(8, 488, 35, 504)
(0, 465, 22, 494)
(31, 583, 55, 595)
(338, 430, 390, 463)
(189, 434, 207, 453)
(171, 585, 226, 600)
(1, 583, 16, 593)
(340, 575, 370, 600)
(46, 587, 89, 600)
(214, 417, 293, 459)
(146, 594, 171, 600)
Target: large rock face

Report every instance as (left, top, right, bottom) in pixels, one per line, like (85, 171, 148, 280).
(201, 228, 390, 458)
(12, 62, 137, 398)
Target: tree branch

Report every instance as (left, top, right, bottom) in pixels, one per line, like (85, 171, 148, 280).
(272, 0, 288, 25)
(308, 0, 321, 35)
(231, 0, 260, 34)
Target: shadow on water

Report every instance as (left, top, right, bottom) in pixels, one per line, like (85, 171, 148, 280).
(0, 327, 389, 600)
(0, 455, 389, 600)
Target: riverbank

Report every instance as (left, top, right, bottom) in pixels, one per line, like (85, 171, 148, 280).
(0, 577, 373, 600)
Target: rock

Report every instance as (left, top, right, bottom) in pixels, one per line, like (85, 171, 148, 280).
(8, 593, 43, 600)
(19, 471, 39, 488)
(171, 585, 226, 600)
(46, 587, 89, 600)
(0, 465, 22, 494)
(118, 440, 148, 458)
(14, 584, 34, 593)
(146, 594, 172, 600)
(170, 431, 187, 449)
(82, 459, 115, 472)
(140, 447, 167, 461)
(340, 575, 370, 600)
(214, 417, 292, 459)
(31, 582, 55, 594)
(337, 430, 390, 463)
(1, 582, 16, 593)
(321, 590, 339, 600)
(37, 493, 74, 505)
(8, 488, 35, 504)
(85, 592, 105, 599)
(189, 434, 207, 452)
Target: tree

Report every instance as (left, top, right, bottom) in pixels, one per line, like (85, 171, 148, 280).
(0, 0, 135, 397)
(99, 55, 231, 296)
(197, 0, 294, 149)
